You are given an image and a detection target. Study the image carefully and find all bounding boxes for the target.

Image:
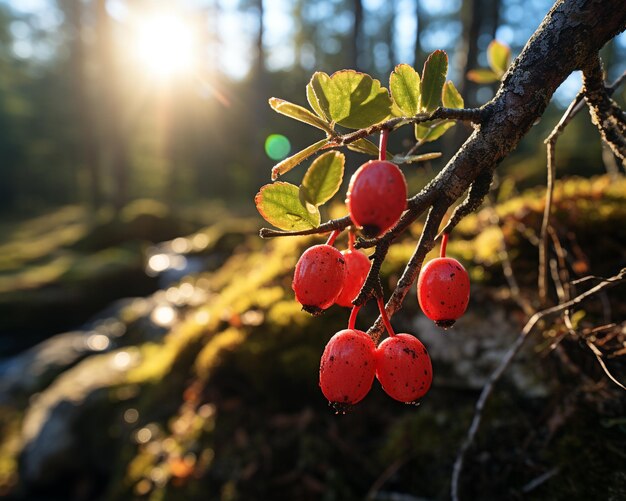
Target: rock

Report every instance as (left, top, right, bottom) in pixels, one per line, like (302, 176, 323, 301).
(19, 349, 141, 490)
(0, 331, 89, 404)
(412, 300, 549, 397)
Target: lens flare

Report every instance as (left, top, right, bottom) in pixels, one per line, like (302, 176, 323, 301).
(265, 134, 291, 160)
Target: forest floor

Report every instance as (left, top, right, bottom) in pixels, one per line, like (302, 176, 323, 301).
(0, 175, 625, 500)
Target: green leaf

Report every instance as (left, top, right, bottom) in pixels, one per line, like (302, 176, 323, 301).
(390, 64, 421, 116)
(414, 120, 455, 143)
(306, 79, 327, 120)
(309, 72, 333, 122)
(420, 50, 448, 112)
(442, 81, 464, 109)
(269, 98, 334, 133)
(311, 70, 392, 129)
(487, 40, 511, 77)
(392, 152, 443, 164)
(390, 100, 405, 117)
(346, 138, 392, 159)
(466, 69, 499, 84)
(300, 151, 345, 206)
(255, 182, 320, 231)
(271, 139, 328, 180)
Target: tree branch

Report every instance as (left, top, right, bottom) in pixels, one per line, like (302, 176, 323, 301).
(366, 202, 448, 343)
(327, 107, 483, 149)
(259, 215, 353, 238)
(583, 55, 626, 161)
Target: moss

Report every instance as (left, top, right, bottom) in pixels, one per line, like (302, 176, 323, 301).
(0, 408, 22, 495)
(194, 328, 247, 380)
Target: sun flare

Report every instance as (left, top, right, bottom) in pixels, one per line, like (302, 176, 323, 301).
(133, 14, 196, 79)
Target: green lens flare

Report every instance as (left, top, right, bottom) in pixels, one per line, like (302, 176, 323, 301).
(265, 134, 291, 160)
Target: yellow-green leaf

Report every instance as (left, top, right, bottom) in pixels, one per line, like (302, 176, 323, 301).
(307, 79, 327, 120)
(255, 182, 320, 231)
(311, 70, 392, 129)
(390, 64, 421, 116)
(414, 120, 455, 143)
(420, 50, 448, 112)
(487, 40, 511, 77)
(442, 81, 464, 109)
(347, 138, 392, 159)
(300, 151, 345, 206)
(269, 98, 334, 133)
(466, 68, 499, 84)
(309, 72, 333, 122)
(271, 139, 328, 180)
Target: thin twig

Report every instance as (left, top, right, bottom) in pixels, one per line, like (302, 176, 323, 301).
(485, 202, 532, 315)
(366, 203, 448, 343)
(586, 340, 626, 391)
(259, 215, 353, 238)
(328, 107, 484, 149)
(538, 68, 626, 303)
(538, 91, 584, 303)
(451, 268, 626, 501)
(521, 467, 561, 493)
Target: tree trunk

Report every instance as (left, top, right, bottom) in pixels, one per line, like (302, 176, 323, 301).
(456, 0, 500, 106)
(96, 0, 129, 212)
(67, 0, 102, 210)
(414, 0, 427, 68)
(352, 0, 363, 70)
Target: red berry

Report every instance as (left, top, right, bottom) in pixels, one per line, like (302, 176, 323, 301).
(346, 160, 407, 238)
(319, 329, 376, 411)
(334, 249, 371, 307)
(375, 334, 433, 403)
(292, 244, 346, 315)
(417, 257, 470, 328)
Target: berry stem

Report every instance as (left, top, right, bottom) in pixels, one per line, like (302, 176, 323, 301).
(348, 305, 361, 330)
(379, 129, 389, 161)
(348, 231, 356, 250)
(440, 233, 449, 258)
(376, 296, 396, 337)
(326, 229, 341, 247)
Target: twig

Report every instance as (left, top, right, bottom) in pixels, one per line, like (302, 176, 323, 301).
(366, 203, 448, 343)
(586, 340, 626, 391)
(366, 457, 410, 500)
(485, 201, 532, 315)
(521, 467, 560, 493)
(539, 91, 584, 303)
(538, 67, 626, 303)
(450, 268, 626, 501)
(259, 215, 352, 238)
(328, 108, 484, 149)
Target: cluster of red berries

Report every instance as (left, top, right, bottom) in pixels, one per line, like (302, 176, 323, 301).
(292, 157, 408, 315)
(291, 142, 470, 411)
(319, 314, 433, 411)
(292, 232, 370, 315)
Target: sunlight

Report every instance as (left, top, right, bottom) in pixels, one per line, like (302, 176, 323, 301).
(133, 13, 196, 79)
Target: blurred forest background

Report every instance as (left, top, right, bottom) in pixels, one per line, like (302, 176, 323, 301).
(0, 0, 624, 214)
(0, 0, 625, 500)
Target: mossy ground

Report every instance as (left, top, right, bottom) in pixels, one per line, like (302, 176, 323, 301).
(1, 175, 625, 500)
